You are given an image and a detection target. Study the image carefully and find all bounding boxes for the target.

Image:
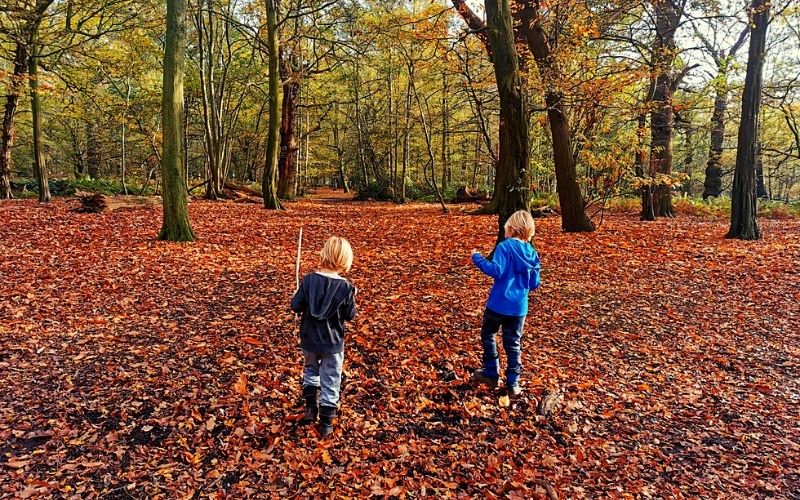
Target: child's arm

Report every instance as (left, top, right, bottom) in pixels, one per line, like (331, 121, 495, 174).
(342, 286, 357, 321)
(290, 279, 307, 313)
(529, 252, 542, 291)
(471, 243, 508, 279)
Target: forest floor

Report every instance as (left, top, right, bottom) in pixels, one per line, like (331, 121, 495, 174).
(1, 190, 799, 498)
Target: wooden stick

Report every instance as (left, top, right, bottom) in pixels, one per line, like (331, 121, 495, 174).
(295, 227, 303, 290)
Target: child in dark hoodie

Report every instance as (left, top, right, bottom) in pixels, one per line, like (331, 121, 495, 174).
(291, 236, 357, 436)
(471, 210, 541, 396)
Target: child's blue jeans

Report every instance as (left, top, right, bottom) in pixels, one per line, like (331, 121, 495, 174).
(480, 308, 525, 387)
(302, 349, 344, 408)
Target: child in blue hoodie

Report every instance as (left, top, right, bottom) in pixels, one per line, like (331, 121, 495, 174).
(471, 210, 541, 396)
(291, 236, 357, 436)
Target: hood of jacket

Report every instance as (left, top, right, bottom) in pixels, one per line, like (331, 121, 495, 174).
(504, 238, 539, 273)
(305, 273, 353, 320)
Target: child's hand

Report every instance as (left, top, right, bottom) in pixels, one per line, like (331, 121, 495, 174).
(471, 249, 479, 256)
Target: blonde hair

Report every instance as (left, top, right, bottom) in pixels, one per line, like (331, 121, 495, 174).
(320, 236, 353, 273)
(504, 210, 536, 241)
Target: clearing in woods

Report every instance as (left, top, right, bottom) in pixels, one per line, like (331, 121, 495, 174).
(1, 192, 799, 497)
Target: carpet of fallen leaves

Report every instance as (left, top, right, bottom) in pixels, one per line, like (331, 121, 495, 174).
(1, 190, 799, 498)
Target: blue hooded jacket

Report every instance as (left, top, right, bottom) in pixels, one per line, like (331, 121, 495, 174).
(472, 238, 541, 317)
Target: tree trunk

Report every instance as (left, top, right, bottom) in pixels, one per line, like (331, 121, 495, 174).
(649, 73, 674, 216)
(702, 58, 727, 200)
(29, 25, 50, 203)
(86, 121, 101, 179)
(401, 75, 412, 202)
(277, 60, 300, 199)
(409, 71, 448, 213)
(332, 120, 349, 193)
(158, 0, 196, 241)
(516, 0, 593, 231)
(441, 70, 449, 192)
(0, 43, 27, 200)
(648, 0, 680, 217)
(485, 0, 530, 244)
(727, 0, 768, 240)
(261, 0, 282, 209)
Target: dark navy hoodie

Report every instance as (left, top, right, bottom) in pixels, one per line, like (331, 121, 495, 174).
(291, 272, 357, 353)
(472, 238, 541, 317)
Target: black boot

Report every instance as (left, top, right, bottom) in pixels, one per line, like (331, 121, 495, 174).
(318, 405, 337, 437)
(301, 386, 320, 424)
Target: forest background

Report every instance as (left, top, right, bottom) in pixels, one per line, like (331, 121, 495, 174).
(1, 0, 799, 218)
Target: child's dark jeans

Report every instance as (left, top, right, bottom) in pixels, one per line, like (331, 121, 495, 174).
(480, 308, 525, 387)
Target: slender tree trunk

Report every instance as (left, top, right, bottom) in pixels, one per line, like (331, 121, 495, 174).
(401, 75, 412, 202)
(121, 76, 131, 194)
(702, 58, 728, 200)
(0, 43, 27, 199)
(261, 0, 282, 209)
(333, 122, 349, 193)
(441, 70, 449, 193)
(409, 72, 448, 213)
(159, 0, 196, 241)
(86, 121, 101, 179)
(728, 0, 768, 240)
(485, 0, 530, 244)
(29, 25, 50, 202)
(516, 0, 593, 231)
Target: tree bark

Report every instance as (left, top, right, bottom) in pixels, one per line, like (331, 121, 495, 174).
(158, 0, 196, 241)
(485, 0, 530, 244)
(28, 23, 50, 202)
(0, 43, 27, 200)
(261, 0, 282, 209)
(728, 0, 768, 240)
(441, 70, 450, 192)
(516, 0, 594, 231)
(647, 0, 681, 217)
(277, 58, 300, 199)
(86, 121, 102, 179)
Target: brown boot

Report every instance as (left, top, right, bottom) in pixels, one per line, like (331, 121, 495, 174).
(318, 405, 337, 437)
(301, 386, 320, 424)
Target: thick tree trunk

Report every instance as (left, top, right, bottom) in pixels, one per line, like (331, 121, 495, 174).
(28, 26, 50, 202)
(485, 0, 530, 244)
(158, 0, 196, 241)
(649, 73, 674, 217)
(648, 0, 680, 217)
(261, 0, 282, 209)
(702, 62, 727, 199)
(277, 63, 300, 199)
(728, 0, 768, 240)
(0, 43, 27, 200)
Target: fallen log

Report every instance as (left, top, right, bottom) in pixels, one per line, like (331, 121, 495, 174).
(224, 180, 263, 198)
(73, 192, 161, 213)
(454, 186, 490, 203)
(530, 206, 557, 218)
